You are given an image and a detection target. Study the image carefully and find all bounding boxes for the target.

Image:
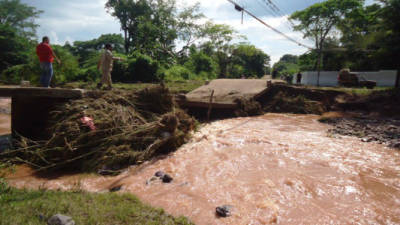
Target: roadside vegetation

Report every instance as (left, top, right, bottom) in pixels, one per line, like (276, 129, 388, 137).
(62, 80, 204, 94)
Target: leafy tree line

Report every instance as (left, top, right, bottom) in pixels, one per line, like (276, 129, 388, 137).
(273, 0, 399, 86)
(0, 0, 271, 85)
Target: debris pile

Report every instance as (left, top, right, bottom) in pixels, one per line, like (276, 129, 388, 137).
(1, 85, 196, 173)
(240, 84, 345, 116)
(261, 91, 326, 114)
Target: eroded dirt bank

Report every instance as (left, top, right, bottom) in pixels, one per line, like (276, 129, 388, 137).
(7, 114, 400, 225)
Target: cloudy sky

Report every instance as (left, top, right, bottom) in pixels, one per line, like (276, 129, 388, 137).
(21, 0, 374, 64)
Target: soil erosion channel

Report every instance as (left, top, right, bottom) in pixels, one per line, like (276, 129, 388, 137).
(5, 113, 400, 224)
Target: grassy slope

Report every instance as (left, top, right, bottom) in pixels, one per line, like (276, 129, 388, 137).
(0, 184, 193, 225)
(311, 86, 393, 96)
(63, 80, 204, 94)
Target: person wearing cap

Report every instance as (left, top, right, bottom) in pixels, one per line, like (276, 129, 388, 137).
(36, 36, 61, 87)
(97, 43, 123, 90)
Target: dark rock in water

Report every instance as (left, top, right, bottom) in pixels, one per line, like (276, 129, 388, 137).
(109, 185, 122, 192)
(216, 205, 233, 217)
(390, 142, 400, 149)
(162, 174, 173, 183)
(48, 214, 75, 225)
(155, 171, 165, 177)
(146, 176, 159, 185)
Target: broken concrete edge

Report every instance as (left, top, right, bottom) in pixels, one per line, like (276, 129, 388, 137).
(175, 99, 238, 109)
(176, 83, 289, 110)
(0, 87, 85, 99)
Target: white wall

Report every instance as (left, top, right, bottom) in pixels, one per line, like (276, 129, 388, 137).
(293, 70, 398, 87)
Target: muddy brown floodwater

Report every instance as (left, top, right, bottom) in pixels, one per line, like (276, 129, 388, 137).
(6, 114, 400, 224)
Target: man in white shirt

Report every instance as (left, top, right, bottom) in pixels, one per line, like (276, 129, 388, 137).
(97, 43, 122, 90)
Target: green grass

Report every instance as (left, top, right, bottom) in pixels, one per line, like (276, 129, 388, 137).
(310, 86, 393, 96)
(0, 183, 193, 225)
(62, 80, 204, 94)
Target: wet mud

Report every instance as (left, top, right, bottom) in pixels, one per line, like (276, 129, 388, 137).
(6, 114, 400, 225)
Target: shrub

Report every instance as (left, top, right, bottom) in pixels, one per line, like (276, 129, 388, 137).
(0, 63, 39, 84)
(125, 52, 160, 83)
(164, 65, 195, 81)
(185, 52, 218, 79)
(111, 59, 129, 82)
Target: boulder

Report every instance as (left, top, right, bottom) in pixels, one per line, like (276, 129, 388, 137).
(216, 205, 233, 217)
(48, 214, 75, 225)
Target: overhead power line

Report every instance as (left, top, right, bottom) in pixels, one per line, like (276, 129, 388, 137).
(227, 0, 313, 49)
(261, 0, 297, 32)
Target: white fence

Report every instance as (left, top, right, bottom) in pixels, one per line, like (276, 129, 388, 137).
(293, 70, 398, 87)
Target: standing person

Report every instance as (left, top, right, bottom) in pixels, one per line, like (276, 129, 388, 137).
(97, 44, 122, 90)
(296, 72, 302, 85)
(36, 36, 61, 88)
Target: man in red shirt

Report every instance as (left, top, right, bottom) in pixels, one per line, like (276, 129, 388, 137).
(36, 36, 60, 87)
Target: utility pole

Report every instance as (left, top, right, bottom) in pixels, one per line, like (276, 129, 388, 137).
(316, 49, 322, 87)
(396, 69, 399, 88)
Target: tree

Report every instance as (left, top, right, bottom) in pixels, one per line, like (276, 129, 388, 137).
(175, 3, 204, 55)
(72, 34, 124, 65)
(198, 22, 244, 78)
(230, 43, 270, 78)
(272, 54, 299, 79)
(0, 24, 31, 72)
(184, 51, 218, 79)
(0, 0, 41, 73)
(0, 0, 42, 39)
(377, 0, 400, 87)
(279, 54, 299, 64)
(105, 0, 178, 62)
(290, 0, 363, 86)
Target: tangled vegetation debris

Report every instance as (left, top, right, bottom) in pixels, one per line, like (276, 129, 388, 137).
(0, 85, 196, 173)
(261, 91, 326, 115)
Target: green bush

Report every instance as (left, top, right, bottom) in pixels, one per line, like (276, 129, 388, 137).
(0, 46, 81, 85)
(228, 64, 245, 78)
(111, 59, 129, 82)
(185, 52, 218, 79)
(125, 52, 160, 83)
(164, 65, 195, 81)
(76, 67, 101, 82)
(52, 46, 80, 83)
(0, 63, 39, 84)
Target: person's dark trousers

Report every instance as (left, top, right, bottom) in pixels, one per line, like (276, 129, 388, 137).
(39, 62, 53, 87)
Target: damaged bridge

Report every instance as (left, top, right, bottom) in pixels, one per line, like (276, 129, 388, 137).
(0, 86, 85, 139)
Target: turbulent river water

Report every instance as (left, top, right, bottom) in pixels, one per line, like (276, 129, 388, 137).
(3, 101, 400, 224)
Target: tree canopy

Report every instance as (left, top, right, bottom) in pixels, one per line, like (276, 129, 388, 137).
(290, 0, 364, 85)
(0, 0, 42, 39)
